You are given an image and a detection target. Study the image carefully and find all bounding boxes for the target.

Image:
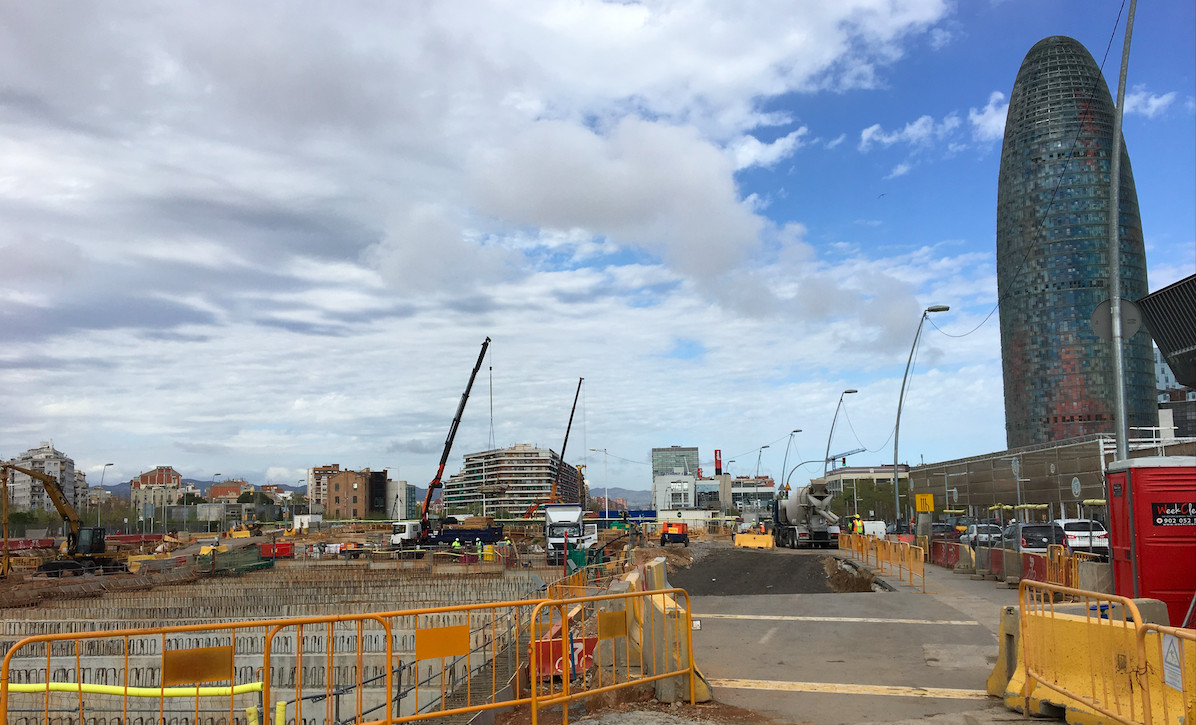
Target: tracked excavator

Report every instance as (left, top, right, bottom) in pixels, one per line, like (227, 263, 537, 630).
(1, 462, 125, 575)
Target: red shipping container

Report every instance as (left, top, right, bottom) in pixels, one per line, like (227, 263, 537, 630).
(1106, 457, 1196, 627)
(258, 541, 294, 559)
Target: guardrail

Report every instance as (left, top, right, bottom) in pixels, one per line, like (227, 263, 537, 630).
(1015, 580, 1195, 723)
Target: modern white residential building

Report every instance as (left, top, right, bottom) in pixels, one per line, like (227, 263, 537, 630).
(443, 444, 582, 517)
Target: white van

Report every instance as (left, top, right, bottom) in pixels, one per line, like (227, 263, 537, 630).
(861, 520, 887, 537)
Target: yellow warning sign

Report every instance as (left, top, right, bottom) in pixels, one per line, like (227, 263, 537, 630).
(916, 493, 935, 513)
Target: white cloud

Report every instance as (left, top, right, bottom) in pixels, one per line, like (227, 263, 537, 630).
(858, 113, 960, 152)
(928, 28, 953, 50)
(885, 162, 912, 179)
(730, 128, 808, 170)
(0, 1, 1033, 492)
(1123, 85, 1177, 118)
(826, 133, 847, 149)
(469, 117, 764, 279)
(968, 91, 1008, 142)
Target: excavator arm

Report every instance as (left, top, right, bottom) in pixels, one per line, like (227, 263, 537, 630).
(1, 463, 81, 539)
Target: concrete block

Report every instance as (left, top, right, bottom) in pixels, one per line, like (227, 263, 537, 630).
(1076, 561, 1113, 595)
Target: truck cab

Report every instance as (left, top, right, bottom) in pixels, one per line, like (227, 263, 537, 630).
(390, 520, 422, 547)
(544, 504, 597, 564)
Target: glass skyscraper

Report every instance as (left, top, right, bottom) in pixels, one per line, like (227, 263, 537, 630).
(996, 36, 1154, 449)
(651, 446, 699, 479)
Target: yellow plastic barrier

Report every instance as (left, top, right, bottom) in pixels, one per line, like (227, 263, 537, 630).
(1006, 580, 1196, 723)
(733, 533, 774, 549)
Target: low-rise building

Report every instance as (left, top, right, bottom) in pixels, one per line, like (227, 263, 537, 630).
(207, 479, 254, 503)
(307, 464, 340, 507)
(130, 466, 182, 517)
(652, 473, 696, 510)
(321, 468, 408, 520)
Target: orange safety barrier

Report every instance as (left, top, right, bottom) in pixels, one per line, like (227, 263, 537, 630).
(1016, 580, 1196, 724)
(528, 587, 698, 724)
(1, 555, 686, 725)
(905, 544, 925, 592)
(838, 534, 925, 592)
(1, 599, 537, 724)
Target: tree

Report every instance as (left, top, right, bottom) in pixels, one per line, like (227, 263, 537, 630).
(179, 493, 206, 505)
(237, 492, 272, 505)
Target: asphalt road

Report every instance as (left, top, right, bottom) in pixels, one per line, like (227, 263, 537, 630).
(675, 544, 1021, 725)
(669, 546, 834, 596)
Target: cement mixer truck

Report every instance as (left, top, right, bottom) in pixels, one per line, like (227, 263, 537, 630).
(772, 480, 841, 549)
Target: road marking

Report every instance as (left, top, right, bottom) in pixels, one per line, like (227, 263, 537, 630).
(758, 625, 778, 645)
(695, 613, 980, 626)
(708, 678, 990, 700)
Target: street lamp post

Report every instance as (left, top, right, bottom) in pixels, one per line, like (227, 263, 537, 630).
(209, 474, 221, 533)
(823, 390, 858, 477)
(97, 463, 113, 528)
(932, 472, 967, 518)
(589, 449, 609, 520)
(780, 430, 802, 493)
(893, 305, 949, 527)
(754, 445, 770, 478)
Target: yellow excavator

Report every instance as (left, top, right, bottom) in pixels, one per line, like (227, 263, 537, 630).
(1, 463, 124, 576)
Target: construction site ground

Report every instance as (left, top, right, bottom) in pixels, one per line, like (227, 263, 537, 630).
(499, 537, 1020, 725)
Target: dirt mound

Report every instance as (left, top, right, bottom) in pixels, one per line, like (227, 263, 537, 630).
(823, 556, 879, 592)
(633, 544, 694, 573)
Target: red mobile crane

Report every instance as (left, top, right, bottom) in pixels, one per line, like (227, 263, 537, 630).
(523, 376, 583, 519)
(418, 337, 491, 543)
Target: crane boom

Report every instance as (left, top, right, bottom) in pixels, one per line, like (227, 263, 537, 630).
(523, 376, 583, 518)
(419, 337, 491, 538)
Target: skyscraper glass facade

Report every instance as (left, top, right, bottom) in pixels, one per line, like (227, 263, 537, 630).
(651, 446, 699, 479)
(996, 36, 1154, 449)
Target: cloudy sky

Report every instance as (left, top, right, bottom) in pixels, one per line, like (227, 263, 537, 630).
(2, 1, 1193, 495)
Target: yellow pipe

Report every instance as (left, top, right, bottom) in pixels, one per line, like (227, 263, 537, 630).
(6, 681, 263, 697)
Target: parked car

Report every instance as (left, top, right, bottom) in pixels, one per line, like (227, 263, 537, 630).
(1000, 522, 1065, 553)
(960, 523, 1003, 548)
(886, 520, 912, 535)
(1053, 518, 1110, 558)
